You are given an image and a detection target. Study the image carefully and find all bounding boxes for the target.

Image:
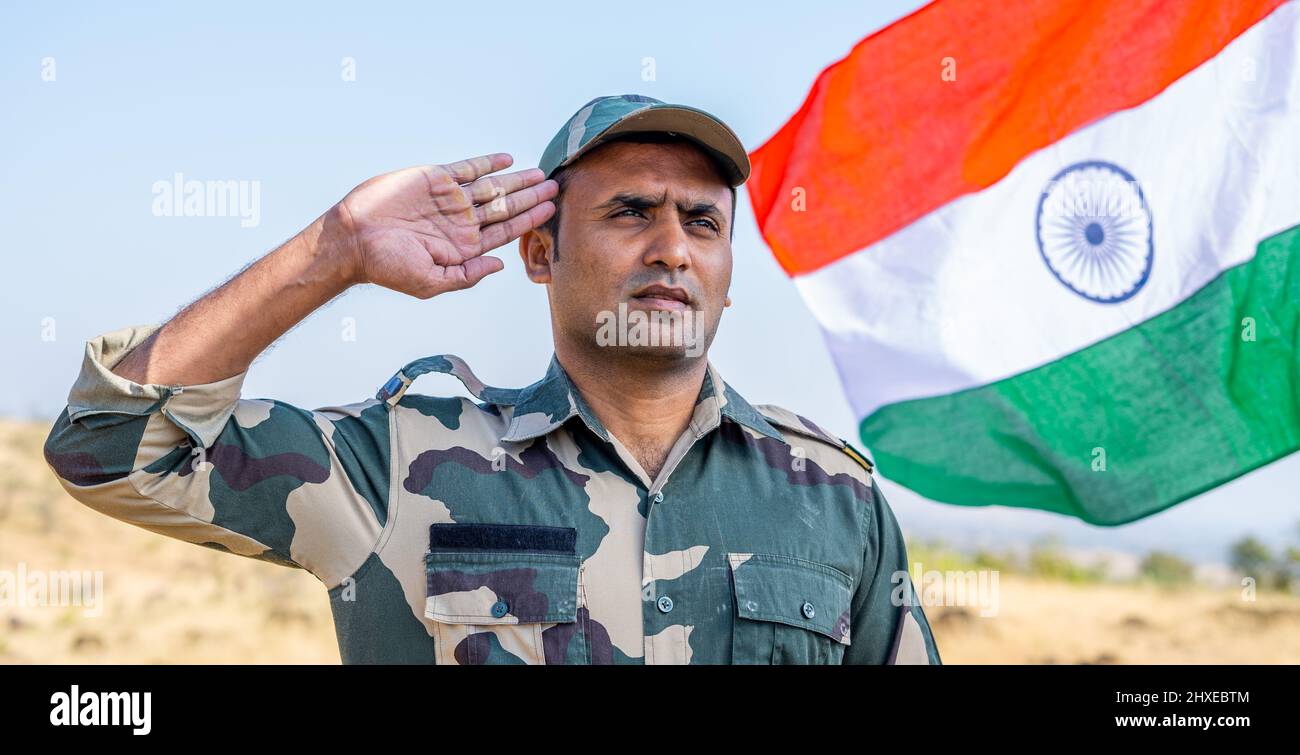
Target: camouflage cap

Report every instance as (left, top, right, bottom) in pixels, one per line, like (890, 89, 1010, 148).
(539, 94, 750, 187)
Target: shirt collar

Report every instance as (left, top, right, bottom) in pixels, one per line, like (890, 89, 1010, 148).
(501, 355, 786, 445)
(500, 355, 606, 443)
(379, 352, 787, 446)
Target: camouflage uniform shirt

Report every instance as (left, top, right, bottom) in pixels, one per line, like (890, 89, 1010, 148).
(45, 325, 941, 665)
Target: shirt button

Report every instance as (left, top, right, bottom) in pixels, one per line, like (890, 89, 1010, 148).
(801, 601, 816, 620)
(656, 595, 674, 614)
(491, 600, 509, 618)
(653, 491, 664, 504)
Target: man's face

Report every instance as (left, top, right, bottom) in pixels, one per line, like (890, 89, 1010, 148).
(520, 140, 734, 363)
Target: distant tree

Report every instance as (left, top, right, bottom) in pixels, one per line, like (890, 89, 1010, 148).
(972, 549, 1013, 573)
(1028, 537, 1105, 583)
(1281, 546, 1300, 592)
(1139, 551, 1194, 585)
(1230, 536, 1276, 588)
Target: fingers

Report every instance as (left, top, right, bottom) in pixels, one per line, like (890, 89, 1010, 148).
(465, 167, 547, 204)
(441, 153, 513, 184)
(430, 254, 505, 294)
(474, 176, 558, 226)
(478, 200, 556, 252)
(460, 255, 505, 286)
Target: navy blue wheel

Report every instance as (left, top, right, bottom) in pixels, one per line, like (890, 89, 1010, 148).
(1035, 160, 1153, 303)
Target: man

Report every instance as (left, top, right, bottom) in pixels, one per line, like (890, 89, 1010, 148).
(44, 94, 941, 665)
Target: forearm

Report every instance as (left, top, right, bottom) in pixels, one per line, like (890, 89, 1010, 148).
(107, 152, 551, 385)
(112, 210, 359, 386)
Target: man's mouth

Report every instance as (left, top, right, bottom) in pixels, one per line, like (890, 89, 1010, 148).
(630, 284, 692, 311)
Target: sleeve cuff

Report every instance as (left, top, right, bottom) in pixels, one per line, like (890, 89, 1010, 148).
(66, 324, 248, 449)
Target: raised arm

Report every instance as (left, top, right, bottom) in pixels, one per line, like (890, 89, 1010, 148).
(114, 154, 556, 386)
(45, 155, 556, 585)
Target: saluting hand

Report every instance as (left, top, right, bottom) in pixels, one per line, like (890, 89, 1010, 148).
(332, 153, 557, 299)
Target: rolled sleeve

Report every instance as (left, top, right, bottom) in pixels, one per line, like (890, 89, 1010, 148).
(66, 324, 247, 449)
(45, 325, 390, 586)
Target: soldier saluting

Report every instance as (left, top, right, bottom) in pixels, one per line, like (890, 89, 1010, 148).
(45, 95, 940, 665)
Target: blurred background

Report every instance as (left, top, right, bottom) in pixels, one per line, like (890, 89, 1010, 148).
(2, 0, 1298, 663)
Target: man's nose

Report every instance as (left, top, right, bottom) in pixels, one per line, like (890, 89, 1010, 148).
(641, 216, 692, 271)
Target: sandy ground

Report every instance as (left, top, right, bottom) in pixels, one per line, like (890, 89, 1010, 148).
(2, 420, 340, 664)
(5, 420, 1299, 664)
(926, 579, 1300, 664)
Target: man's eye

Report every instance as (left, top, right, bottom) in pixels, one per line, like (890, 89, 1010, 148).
(690, 218, 720, 233)
(614, 208, 645, 218)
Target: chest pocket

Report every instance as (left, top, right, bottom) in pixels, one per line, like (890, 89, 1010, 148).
(424, 523, 582, 665)
(727, 553, 854, 664)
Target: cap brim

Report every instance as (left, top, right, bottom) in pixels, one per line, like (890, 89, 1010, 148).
(557, 104, 750, 187)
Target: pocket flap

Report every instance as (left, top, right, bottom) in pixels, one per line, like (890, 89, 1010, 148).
(728, 553, 853, 644)
(424, 524, 579, 624)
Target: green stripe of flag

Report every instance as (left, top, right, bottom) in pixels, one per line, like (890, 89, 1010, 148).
(862, 224, 1300, 525)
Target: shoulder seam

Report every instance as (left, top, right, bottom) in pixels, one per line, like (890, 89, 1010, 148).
(315, 404, 389, 590)
(753, 404, 844, 448)
(372, 401, 402, 559)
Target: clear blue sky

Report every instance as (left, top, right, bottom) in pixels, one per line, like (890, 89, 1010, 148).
(3, 0, 1296, 563)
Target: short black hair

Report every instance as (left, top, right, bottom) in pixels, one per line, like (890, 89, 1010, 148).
(538, 132, 738, 260)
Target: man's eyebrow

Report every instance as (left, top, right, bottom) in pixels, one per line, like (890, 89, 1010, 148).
(596, 192, 665, 211)
(597, 192, 726, 221)
(681, 200, 724, 220)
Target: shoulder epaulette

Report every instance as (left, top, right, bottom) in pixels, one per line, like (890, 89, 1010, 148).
(840, 441, 875, 475)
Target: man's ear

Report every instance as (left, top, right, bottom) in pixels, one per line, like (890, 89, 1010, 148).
(519, 228, 553, 284)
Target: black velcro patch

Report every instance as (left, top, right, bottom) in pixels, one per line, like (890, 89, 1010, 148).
(428, 523, 577, 554)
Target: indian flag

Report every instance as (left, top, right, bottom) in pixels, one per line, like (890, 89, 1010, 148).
(748, 0, 1300, 524)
